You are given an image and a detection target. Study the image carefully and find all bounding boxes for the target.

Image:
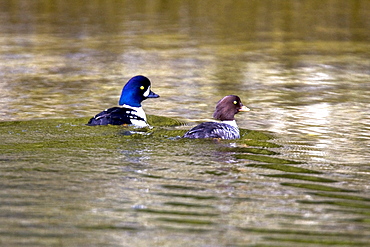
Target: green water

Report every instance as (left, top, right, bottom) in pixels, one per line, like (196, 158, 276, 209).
(1, 0, 370, 246)
(2, 117, 368, 246)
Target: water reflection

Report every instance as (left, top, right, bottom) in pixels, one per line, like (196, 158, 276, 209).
(1, 117, 370, 246)
(0, 0, 370, 246)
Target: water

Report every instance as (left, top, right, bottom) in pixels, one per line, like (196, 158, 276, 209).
(0, 1, 370, 246)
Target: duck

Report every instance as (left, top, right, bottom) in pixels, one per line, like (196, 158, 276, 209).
(183, 95, 249, 139)
(87, 75, 159, 127)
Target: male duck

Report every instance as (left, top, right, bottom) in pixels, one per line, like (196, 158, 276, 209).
(87, 75, 159, 127)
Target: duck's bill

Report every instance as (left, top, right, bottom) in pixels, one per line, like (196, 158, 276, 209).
(239, 105, 250, 112)
(147, 91, 160, 98)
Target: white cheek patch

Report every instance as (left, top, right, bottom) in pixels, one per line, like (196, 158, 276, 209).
(143, 86, 150, 97)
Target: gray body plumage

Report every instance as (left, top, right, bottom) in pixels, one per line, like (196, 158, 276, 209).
(183, 122, 240, 139)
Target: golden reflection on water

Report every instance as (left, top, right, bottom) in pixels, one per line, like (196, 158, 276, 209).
(0, 1, 369, 161)
(0, 1, 370, 246)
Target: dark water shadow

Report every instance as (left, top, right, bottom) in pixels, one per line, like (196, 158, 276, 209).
(1, 117, 369, 246)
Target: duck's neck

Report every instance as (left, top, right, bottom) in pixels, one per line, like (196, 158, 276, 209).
(221, 120, 238, 128)
(121, 104, 147, 122)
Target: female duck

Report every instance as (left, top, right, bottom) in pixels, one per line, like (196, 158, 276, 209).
(87, 75, 159, 127)
(183, 95, 249, 139)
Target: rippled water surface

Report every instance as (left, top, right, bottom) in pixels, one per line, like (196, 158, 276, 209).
(0, 1, 370, 246)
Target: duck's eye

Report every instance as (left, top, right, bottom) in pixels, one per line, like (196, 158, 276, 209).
(140, 86, 145, 90)
(233, 101, 238, 105)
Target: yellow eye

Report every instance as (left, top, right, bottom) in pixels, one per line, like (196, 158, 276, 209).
(233, 101, 237, 105)
(140, 86, 145, 90)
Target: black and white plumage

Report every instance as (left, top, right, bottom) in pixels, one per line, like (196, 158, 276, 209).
(87, 107, 146, 126)
(87, 75, 159, 127)
(183, 95, 249, 140)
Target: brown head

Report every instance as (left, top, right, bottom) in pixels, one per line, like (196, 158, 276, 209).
(212, 95, 250, 121)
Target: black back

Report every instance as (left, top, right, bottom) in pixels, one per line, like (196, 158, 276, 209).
(87, 107, 145, 126)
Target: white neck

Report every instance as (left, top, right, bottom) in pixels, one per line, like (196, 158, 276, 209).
(221, 120, 238, 128)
